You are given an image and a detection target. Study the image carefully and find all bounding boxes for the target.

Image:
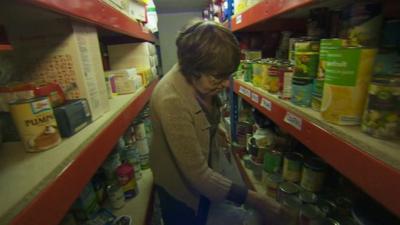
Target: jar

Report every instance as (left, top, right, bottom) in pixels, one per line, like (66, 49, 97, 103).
(283, 152, 304, 182)
(291, 77, 313, 107)
(361, 77, 400, 139)
(265, 173, 283, 200)
(277, 182, 300, 203)
(300, 157, 326, 192)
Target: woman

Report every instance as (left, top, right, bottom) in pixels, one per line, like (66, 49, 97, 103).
(149, 20, 281, 225)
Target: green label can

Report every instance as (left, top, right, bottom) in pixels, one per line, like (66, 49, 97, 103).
(300, 157, 326, 192)
(283, 152, 304, 182)
(294, 51, 320, 78)
(318, 39, 347, 79)
(263, 150, 283, 173)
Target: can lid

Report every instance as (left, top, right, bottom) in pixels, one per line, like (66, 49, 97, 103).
(300, 191, 318, 203)
(279, 182, 300, 194)
(301, 204, 322, 218)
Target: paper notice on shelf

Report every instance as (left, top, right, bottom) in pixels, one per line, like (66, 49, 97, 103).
(260, 98, 272, 111)
(251, 93, 259, 103)
(239, 86, 251, 97)
(236, 15, 242, 24)
(284, 112, 302, 130)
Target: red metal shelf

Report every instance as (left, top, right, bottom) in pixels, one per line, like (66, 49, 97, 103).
(0, 44, 13, 51)
(8, 80, 158, 225)
(233, 80, 400, 216)
(22, 0, 155, 42)
(230, 0, 313, 31)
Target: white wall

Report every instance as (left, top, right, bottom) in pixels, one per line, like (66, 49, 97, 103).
(158, 12, 202, 74)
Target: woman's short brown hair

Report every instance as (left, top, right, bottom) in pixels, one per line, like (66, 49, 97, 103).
(176, 20, 240, 80)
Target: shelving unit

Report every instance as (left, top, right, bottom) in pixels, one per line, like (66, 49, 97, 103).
(233, 79, 400, 216)
(23, 0, 155, 42)
(227, 0, 400, 218)
(0, 80, 157, 225)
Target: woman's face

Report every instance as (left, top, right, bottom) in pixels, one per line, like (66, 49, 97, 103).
(192, 75, 230, 96)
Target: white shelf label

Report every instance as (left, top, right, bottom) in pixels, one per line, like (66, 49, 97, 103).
(284, 112, 302, 131)
(236, 15, 242, 24)
(239, 86, 251, 97)
(251, 93, 259, 103)
(260, 98, 272, 111)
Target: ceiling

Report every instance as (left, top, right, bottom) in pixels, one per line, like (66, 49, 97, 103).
(154, 0, 207, 13)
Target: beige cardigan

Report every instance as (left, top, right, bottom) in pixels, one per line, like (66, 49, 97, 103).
(149, 64, 233, 210)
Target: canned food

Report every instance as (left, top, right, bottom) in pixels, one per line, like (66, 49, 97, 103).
(311, 95, 322, 112)
(268, 72, 279, 94)
(263, 149, 283, 174)
(283, 152, 304, 182)
(299, 205, 323, 225)
(265, 173, 283, 200)
(9, 97, 61, 152)
(277, 182, 300, 202)
(294, 41, 320, 78)
(299, 191, 318, 205)
(116, 163, 137, 199)
(301, 157, 326, 192)
(282, 195, 302, 225)
(252, 61, 265, 87)
(137, 138, 150, 169)
(289, 37, 305, 64)
(361, 77, 400, 139)
(318, 39, 348, 79)
(243, 60, 254, 82)
(291, 77, 313, 107)
(106, 182, 125, 209)
(279, 65, 294, 99)
(312, 78, 325, 96)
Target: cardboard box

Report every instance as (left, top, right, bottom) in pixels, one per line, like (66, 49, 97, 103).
(127, 0, 147, 22)
(6, 19, 110, 120)
(108, 42, 154, 71)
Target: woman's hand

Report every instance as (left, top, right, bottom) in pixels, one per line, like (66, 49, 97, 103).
(217, 125, 231, 147)
(246, 190, 287, 225)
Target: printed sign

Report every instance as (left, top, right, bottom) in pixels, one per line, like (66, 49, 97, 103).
(236, 15, 242, 24)
(251, 93, 259, 103)
(239, 86, 251, 97)
(260, 98, 272, 111)
(284, 112, 302, 130)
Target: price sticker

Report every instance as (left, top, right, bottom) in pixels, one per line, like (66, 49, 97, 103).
(239, 86, 251, 97)
(260, 98, 272, 111)
(284, 112, 302, 131)
(251, 93, 259, 103)
(236, 15, 242, 24)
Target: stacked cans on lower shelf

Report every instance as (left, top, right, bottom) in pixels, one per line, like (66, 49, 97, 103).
(62, 105, 153, 225)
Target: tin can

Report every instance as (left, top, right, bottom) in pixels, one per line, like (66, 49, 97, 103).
(134, 122, 146, 140)
(106, 182, 125, 209)
(283, 152, 304, 182)
(291, 77, 313, 107)
(299, 205, 323, 225)
(9, 97, 61, 152)
(137, 138, 150, 169)
(280, 67, 294, 99)
(312, 78, 325, 97)
(294, 41, 320, 78)
(268, 72, 279, 94)
(321, 47, 377, 125)
(116, 163, 137, 199)
(281, 195, 302, 224)
(373, 49, 400, 76)
(341, 1, 383, 47)
(318, 39, 348, 79)
(265, 173, 283, 200)
(289, 38, 305, 64)
(243, 60, 253, 82)
(299, 191, 318, 205)
(311, 95, 322, 112)
(277, 182, 300, 203)
(261, 60, 272, 91)
(301, 157, 326, 192)
(361, 77, 400, 139)
(263, 149, 282, 174)
(252, 61, 265, 87)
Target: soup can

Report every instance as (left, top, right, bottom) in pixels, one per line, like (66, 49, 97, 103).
(277, 182, 300, 203)
(263, 149, 283, 174)
(300, 157, 326, 192)
(265, 173, 283, 200)
(283, 152, 304, 182)
(279, 65, 294, 100)
(9, 97, 62, 152)
(291, 77, 313, 107)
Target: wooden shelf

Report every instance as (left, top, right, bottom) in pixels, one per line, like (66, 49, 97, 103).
(233, 79, 400, 216)
(0, 79, 158, 225)
(22, 0, 155, 42)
